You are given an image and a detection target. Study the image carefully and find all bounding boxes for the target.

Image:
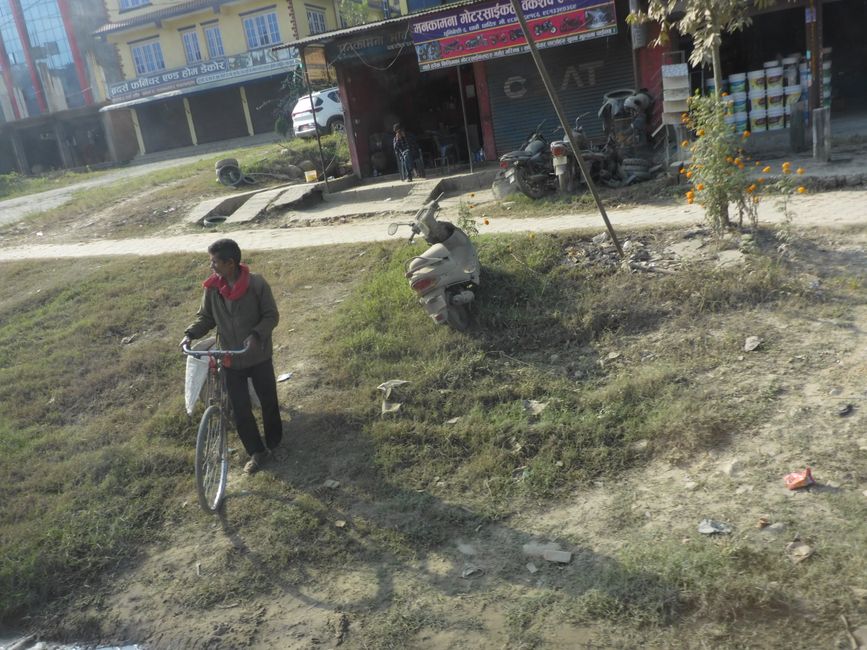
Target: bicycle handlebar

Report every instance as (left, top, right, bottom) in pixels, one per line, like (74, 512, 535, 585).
(181, 342, 250, 359)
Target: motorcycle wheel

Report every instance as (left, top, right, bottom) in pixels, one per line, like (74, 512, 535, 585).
(446, 303, 470, 331)
(515, 166, 549, 200)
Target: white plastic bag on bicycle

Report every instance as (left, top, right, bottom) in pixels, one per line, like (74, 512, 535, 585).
(184, 337, 261, 415)
(185, 337, 215, 415)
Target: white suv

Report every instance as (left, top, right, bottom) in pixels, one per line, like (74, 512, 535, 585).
(291, 87, 344, 138)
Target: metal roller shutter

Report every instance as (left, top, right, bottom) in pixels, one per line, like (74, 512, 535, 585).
(485, 32, 635, 155)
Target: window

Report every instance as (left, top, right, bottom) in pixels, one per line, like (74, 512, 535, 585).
(181, 30, 202, 64)
(203, 24, 224, 58)
(242, 12, 281, 49)
(120, 0, 150, 10)
(306, 7, 327, 34)
(130, 40, 165, 75)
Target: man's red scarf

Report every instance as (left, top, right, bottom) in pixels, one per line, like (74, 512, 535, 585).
(203, 263, 250, 300)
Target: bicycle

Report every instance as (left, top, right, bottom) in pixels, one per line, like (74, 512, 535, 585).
(182, 341, 248, 514)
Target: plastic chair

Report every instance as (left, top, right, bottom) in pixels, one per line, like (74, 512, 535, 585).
(432, 135, 457, 173)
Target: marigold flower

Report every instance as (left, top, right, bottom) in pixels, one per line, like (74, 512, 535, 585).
(686, 191, 695, 200)
(797, 186, 807, 194)
(734, 158, 741, 166)
(685, 171, 693, 179)
(687, 198, 694, 205)
(762, 166, 771, 173)
(697, 129, 705, 137)
(737, 163, 745, 170)
(742, 130, 751, 138)
(747, 184, 757, 193)
(753, 196, 760, 204)
(726, 156, 734, 164)
(796, 167, 805, 175)
(782, 161, 792, 168)
(696, 183, 704, 191)
(681, 140, 689, 148)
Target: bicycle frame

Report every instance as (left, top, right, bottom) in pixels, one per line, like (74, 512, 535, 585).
(182, 342, 249, 513)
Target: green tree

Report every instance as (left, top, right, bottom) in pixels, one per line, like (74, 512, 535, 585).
(337, 0, 368, 27)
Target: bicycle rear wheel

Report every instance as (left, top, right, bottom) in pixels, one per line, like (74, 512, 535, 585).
(195, 404, 229, 513)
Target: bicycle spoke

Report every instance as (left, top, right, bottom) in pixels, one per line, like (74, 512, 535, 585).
(196, 404, 228, 513)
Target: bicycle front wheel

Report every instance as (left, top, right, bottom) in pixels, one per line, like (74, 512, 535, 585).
(195, 404, 229, 513)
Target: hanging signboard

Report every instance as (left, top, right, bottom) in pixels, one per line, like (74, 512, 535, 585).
(411, 0, 617, 71)
(108, 47, 299, 102)
(325, 28, 414, 64)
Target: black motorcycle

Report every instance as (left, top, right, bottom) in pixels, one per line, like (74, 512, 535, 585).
(492, 121, 556, 200)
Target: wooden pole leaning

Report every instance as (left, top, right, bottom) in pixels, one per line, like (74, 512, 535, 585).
(507, 0, 624, 257)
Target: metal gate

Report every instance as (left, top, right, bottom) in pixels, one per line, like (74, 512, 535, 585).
(485, 34, 635, 155)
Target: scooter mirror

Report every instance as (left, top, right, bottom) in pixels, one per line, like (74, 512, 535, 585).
(387, 223, 400, 236)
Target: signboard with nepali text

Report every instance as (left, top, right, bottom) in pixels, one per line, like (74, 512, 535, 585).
(108, 47, 299, 102)
(411, 0, 617, 71)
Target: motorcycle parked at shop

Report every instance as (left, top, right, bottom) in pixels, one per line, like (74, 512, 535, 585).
(549, 113, 622, 193)
(388, 194, 480, 331)
(492, 120, 557, 200)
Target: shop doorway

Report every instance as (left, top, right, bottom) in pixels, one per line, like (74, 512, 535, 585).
(341, 54, 481, 177)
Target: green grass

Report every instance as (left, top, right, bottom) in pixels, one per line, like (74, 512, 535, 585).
(0, 137, 352, 242)
(0, 227, 861, 643)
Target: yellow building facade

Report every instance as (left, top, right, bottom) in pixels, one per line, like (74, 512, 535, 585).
(96, 0, 401, 154)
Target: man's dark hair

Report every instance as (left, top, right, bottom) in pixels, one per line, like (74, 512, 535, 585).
(208, 238, 242, 266)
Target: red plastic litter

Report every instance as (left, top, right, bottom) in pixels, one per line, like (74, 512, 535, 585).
(784, 467, 815, 490)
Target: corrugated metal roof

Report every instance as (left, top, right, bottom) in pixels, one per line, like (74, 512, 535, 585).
(94, 0, 239, 36)
(273, 0, 481, 50)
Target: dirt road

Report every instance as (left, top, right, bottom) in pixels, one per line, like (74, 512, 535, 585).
(0, 188, 864, 261)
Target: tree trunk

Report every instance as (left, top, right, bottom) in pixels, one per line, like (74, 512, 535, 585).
(711, 43, 723, 99)
(711, 41, 730, 227)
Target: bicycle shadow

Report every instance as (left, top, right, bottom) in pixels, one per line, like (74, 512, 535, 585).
(216, 408, 682, 626)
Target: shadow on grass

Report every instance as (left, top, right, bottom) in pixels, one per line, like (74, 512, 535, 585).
(214, 408, 684, 629)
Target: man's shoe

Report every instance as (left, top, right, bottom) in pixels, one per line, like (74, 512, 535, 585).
(243, 451, 268, 475)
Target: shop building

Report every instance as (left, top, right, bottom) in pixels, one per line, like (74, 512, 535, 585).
(95, 0, 402, 156)
(281, 0, 650, 179)
(0, 0, 124, 174)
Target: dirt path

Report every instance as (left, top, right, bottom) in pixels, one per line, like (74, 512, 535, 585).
(0, 188, 865, 261)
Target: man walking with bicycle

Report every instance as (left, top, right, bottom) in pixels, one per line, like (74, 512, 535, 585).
(180, 238, 282, 475)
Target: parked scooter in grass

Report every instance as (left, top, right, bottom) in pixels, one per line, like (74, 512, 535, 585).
(388, 193, 480, 330)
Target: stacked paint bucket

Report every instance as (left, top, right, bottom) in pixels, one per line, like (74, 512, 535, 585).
(765, 64, 785, 131)
(728, 72, 748, 134)
(822, 47, 832, 107)
(747, 69, 767, 132)
(782, 55, 802, 127)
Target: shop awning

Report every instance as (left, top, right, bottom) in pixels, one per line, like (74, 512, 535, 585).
(99, 63, 291, 112)
(272, 0, 478, 51)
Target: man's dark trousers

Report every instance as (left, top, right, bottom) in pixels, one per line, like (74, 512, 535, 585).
(224, 358, 282, 455)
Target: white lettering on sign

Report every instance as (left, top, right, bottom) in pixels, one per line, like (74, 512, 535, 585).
(560, 61, 604, 90)
(504, 75, 527, 99)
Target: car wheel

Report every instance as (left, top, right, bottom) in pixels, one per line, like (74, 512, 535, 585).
(328, 117, 345, 134)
